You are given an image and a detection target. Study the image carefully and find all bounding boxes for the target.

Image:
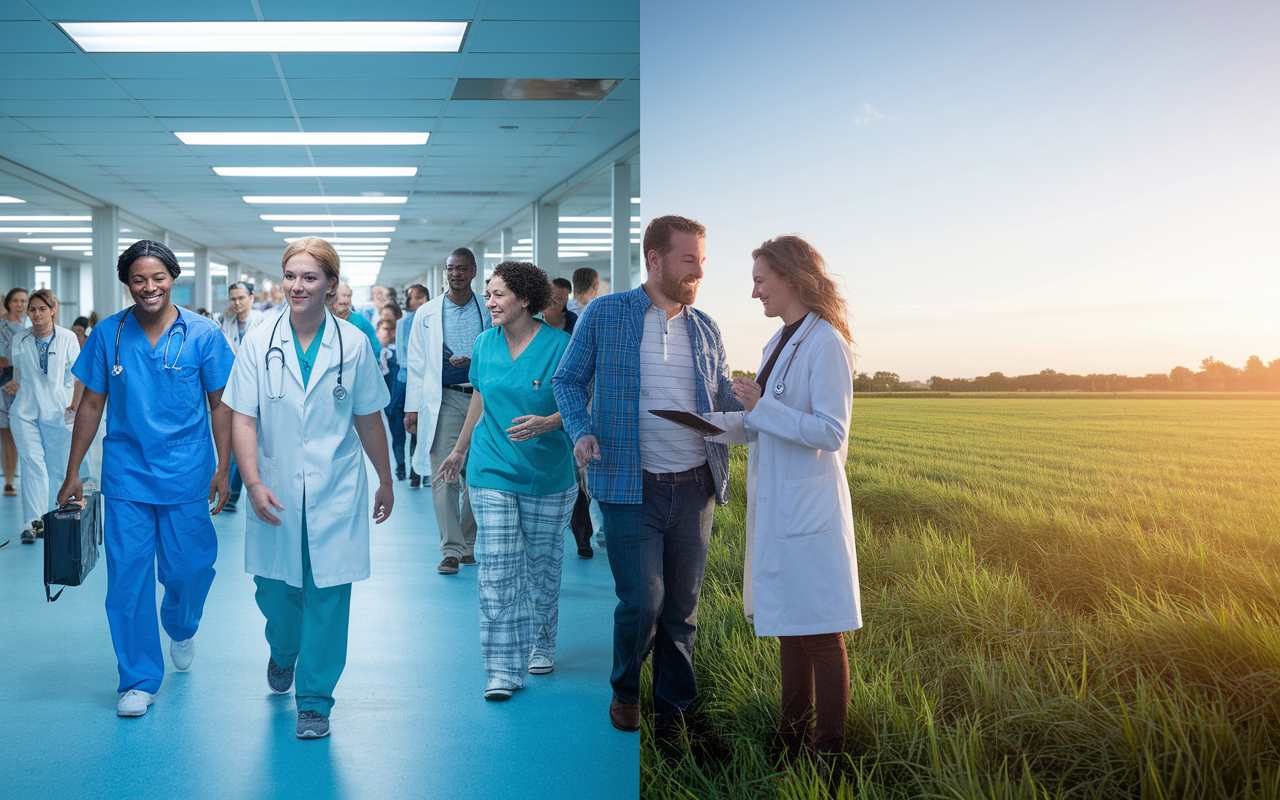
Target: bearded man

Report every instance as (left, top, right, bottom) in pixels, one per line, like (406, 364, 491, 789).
(552, 215, 741, 740)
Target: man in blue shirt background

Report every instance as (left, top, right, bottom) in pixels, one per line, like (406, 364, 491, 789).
(59, 239, 236, 719)
(552, 215, 741, 741)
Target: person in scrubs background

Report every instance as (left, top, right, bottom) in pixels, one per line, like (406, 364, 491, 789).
(436, 261, 577, 701)
(329, 283, 380, 359)
(0, 287, 29, 497)
(218, 280, 269, 515)
(59, 239, 236, 719)
(225, 236, 393, 740)
(5, 288, 82, 544)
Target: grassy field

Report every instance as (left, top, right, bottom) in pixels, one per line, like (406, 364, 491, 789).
(640, 398, 1280, 799)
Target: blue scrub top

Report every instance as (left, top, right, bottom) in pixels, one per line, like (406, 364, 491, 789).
(73, 305, 236, 504)
(466, 323, 575, 495)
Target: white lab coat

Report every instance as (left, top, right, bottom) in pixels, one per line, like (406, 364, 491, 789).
(220, 308, 271, 354)
(403, 293, 491, 476)
(223, 312, 390, 589)
(704, 314, 861, 637)
(9, 325, 79, 526)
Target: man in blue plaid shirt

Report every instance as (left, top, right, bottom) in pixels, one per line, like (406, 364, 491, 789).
(552, 215, 742, 741)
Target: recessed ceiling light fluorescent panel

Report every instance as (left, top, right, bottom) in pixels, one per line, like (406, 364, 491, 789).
(59, 21, 467, 53)
(261, 215, 400, 221)
(245, 197, 407, 204)
(0, 216, 91, 221)
(216, 167, 416, 177)
(273, 227, 396, 233)
(0, 197, 25, 203)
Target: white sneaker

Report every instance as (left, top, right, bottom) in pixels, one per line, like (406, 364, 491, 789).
(170, 638, 194, 671)
(528, 655, 554, 674)
(117, 689, 153, 717)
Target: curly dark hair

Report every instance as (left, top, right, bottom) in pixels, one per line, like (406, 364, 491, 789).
(490, 261, 552, 316)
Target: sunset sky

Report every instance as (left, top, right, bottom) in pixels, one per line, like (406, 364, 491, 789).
(641, 0, 1279, 380)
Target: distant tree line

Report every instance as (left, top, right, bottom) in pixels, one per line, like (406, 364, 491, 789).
(928, 356, 1280, 392)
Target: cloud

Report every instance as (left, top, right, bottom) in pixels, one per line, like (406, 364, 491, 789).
(853, 102, 894, 126)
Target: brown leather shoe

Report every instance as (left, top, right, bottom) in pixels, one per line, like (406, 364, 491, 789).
(609, 696, 640, 732)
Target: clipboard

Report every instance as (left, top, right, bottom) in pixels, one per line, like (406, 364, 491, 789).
(647, 409, 725, 436)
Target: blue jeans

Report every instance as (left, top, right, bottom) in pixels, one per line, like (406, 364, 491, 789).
(599, 463, 715, 725)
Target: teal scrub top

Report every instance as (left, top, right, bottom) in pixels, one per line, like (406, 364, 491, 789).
(466, 323, 575, 495)
(72, 305, 236, 504)
(343, 311, 381, 358)
(292, 318, 325, 388)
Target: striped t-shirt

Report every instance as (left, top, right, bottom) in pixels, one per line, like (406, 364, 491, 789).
(638, 304, 708, 473)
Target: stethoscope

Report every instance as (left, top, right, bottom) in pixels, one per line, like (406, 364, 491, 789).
(112, 305, 187, 375)
(770, 315, 820, 398)
(265, 310, 346, 401)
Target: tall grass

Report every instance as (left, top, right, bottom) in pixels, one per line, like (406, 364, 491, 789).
(642, 399, 1280, 799)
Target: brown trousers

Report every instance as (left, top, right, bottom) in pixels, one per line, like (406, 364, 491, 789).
(779, 632, 850, 757)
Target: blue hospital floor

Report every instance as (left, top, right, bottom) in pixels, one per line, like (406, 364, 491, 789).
(0, 472, 637, 800)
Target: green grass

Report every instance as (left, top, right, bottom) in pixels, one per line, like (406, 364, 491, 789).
(641, 398, 1280, 799)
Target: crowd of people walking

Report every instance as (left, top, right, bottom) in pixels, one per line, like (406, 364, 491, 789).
(3, 216, 861, 761)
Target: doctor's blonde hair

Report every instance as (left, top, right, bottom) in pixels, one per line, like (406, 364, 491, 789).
(282, 236, 341, 299)
(752, 235, 853, 345)
(28, 288, 58, 321)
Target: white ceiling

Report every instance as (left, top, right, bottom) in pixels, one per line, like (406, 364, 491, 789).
(0, 0, 639, 284)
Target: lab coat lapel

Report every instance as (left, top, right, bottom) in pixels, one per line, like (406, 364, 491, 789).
(275, 319, 308, 398)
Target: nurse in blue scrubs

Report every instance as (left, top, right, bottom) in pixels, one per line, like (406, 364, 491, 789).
(58, 240, 236, 718)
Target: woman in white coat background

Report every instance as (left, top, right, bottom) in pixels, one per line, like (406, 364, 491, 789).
(4, 289, 82, 544)
(224, 236, 393, 740)
(704, 235, 860, 760)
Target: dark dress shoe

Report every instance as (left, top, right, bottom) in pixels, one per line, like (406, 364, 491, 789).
(609, 696, 640, 732)
(577, 546, 593, 559)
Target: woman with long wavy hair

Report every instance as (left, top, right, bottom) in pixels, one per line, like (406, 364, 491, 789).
(705, 234, 860, 761)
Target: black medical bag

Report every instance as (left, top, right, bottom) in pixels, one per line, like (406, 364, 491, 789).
(42, 492, 102, 602)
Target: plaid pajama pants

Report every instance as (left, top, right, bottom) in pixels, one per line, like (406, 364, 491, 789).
(471, 485, 577, 690)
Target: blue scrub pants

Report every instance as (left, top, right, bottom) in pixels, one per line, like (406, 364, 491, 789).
(253, 513, 351, 716)
(104, 497, 218, 694)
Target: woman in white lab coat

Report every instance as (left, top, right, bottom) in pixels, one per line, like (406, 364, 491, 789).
(224, 236, 393, 740)
(4, 289, 83, 544)
(704, 235, 859, 760)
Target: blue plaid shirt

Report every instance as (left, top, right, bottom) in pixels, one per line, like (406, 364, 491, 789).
(552, 287, 742, 506)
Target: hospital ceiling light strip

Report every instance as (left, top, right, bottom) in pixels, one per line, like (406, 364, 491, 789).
(283, 237, 390, 243)
(0, 216, 91, 221)
(0, 196, 25, 203)
(261, 215, 400, 221)
(58, 21, 467, 53)
(177, 132, 428, 146)
(273, 227, 396, 233)
(0, 227, 92, 233)
(246, 196, 407, 205)
(19, 237, 92, 243)
(216, 167, 417, 177)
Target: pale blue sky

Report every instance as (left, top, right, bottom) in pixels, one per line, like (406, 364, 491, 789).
(641, 1, 1279, 380)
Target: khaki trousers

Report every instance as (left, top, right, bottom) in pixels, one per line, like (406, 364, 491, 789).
(430, 388, 477, 558)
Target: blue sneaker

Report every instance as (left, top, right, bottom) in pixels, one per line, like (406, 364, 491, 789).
(267, 657, 295, 694)
(296, 710, 330, 738)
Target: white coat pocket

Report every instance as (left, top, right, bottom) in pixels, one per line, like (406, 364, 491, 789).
(324, 451, 361, 517)
(778, 473, 840, 537)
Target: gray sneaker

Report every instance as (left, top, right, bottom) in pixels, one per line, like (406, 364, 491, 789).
(296, 710, 330, 738)
(267, 657, 295, 694)
(438, 556, 460, 575)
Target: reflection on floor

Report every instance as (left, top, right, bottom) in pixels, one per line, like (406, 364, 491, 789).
(0, 471, 636, 800)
